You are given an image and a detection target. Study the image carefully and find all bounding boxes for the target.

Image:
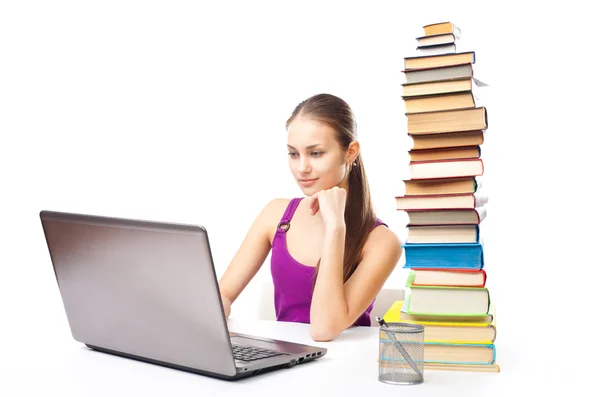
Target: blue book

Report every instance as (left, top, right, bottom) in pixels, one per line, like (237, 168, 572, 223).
(403, 242, 484, 269)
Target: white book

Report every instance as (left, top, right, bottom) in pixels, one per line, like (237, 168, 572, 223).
(416, 43, 456, 56)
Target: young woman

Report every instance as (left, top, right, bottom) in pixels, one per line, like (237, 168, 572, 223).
(218, 93, 402, 341)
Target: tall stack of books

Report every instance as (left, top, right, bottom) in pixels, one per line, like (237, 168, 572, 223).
(389, 22, 500, 373)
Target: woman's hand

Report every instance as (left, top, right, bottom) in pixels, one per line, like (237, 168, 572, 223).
(308, 187, 347, 230)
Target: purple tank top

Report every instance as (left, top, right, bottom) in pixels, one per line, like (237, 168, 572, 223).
(270, 197, 387, 327)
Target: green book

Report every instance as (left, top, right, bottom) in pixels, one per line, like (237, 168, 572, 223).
(404, 272, 490, 316)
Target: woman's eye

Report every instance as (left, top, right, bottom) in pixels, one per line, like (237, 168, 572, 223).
(311, 151, 324, 157)
(288, 152, 297, 157)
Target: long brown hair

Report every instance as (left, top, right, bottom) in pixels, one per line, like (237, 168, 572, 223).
(286, 93, 377, 285)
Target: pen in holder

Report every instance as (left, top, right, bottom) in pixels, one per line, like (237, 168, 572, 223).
(376, 317, 424, 385)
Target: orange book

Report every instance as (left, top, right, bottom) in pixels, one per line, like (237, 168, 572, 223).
(422, 22, 462, 38)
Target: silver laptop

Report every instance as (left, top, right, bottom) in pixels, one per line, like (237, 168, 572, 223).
(39, 210, 327, 380)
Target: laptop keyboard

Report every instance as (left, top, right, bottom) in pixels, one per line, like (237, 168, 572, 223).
(231, 344, 285, 362)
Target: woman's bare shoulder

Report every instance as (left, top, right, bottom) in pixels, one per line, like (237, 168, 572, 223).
(264, 198, 292, 215)
(255, 198, 293, 243)
(255, 198, 293, 226)
(363, 224, 403, 256)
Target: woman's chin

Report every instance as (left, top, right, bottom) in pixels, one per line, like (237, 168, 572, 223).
(299, 185, 318, 196)
(299, 188, 312, 196)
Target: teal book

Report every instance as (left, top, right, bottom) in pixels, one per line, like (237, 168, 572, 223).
(379, 340, 495, 365)
(423, 342, 496, 365)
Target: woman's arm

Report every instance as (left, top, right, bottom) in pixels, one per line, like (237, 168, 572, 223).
(310, 225, 402, 341)
(308, 188, 402, 341)
(218, 198, 288, 318)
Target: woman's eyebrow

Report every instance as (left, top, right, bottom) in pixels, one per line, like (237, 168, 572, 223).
(287, 144, 322, 150)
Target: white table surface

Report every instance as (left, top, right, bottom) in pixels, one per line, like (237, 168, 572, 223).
(4, 317, 566, 396)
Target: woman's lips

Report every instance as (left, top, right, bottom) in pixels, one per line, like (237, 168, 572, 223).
(299, 178, 318, 187)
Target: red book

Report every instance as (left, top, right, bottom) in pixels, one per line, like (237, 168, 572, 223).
(409, 268, 487, 288)
(395, 192, 488, 211)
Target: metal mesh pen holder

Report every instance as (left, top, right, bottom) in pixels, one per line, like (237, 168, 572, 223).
(378, 322, 424, 385)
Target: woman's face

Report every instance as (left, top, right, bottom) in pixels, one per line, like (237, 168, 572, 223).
(287, 117, 350, 197)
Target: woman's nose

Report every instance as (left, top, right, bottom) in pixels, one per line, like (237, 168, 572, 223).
(299, 156, 311, 172)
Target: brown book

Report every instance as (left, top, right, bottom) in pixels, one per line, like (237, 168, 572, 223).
(409, 146, 481, 162)
(407, 224, 479, 244)
(406, 208, 487, 226)
(410, 130, 484, 150)
(404, 51, 475, 70)
(407, 107, 488, 136)
(404, 91, 478, 114)
(403, 176, 481, 196)
(402, 77, 487, 98)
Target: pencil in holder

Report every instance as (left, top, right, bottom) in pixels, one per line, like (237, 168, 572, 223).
(378, 322, 424, 385)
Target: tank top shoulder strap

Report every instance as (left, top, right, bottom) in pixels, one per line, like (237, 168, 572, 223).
(277, 198, 303, 233)
(373, 217, 388, 230)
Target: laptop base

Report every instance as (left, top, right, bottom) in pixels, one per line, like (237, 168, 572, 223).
(85, 344, 287, 380)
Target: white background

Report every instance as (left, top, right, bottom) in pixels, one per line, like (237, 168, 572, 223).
(1, 0, 598, 394)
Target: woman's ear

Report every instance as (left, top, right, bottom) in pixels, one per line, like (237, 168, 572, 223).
(348, 140, 361, 163)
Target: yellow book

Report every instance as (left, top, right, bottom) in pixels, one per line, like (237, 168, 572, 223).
(383, 301, 497, 344)
(424, 362, 500, 373)
(382, 300, 404, 322)
(378, 360, 500, 373)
